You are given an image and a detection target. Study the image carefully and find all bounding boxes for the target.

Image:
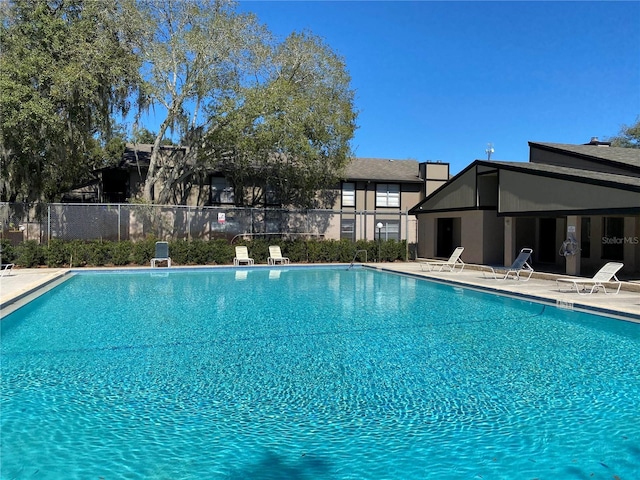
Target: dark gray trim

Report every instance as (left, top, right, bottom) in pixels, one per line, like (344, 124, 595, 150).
(529, 142, 640, 171)
(488, 161, 640, 192)
(409, 157, 640, 216)
(498, 207, 640, 217)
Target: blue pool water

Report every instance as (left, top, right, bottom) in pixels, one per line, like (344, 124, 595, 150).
(1, 266, 639, 479)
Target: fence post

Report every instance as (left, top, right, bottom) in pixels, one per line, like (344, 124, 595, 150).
(405, 209, 409, 260)
(47, 204, 51, 246)
(118, 204, 121, 242)
(188, 206, 192, 241)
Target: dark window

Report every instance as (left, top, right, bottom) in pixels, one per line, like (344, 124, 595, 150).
(340, 219, 355, 241)
(580, 217, 590, 259)
(376, 220, 400, 241)
(602, 217, 624, 261)
(376, 184, 400, 208)
(211, 177, 234, 204)
(342, 182, 355, 207)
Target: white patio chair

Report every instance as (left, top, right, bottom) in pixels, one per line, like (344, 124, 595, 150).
(234, 246, 254, 266)
(556, 262, 623, 295)
(483, 248, 534, 281)
(267, 245, 290, 265)
(420, 246, 465, 272)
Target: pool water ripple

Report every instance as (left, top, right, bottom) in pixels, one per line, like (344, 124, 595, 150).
(1, 267, 639, 479)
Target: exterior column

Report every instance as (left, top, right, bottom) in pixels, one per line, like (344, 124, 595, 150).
(565, 216, 580, 276)
(623, 216, 638, 271)
(503, 216, 516, 266)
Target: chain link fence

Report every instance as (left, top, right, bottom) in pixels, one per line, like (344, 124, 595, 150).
(1, 202, 415, 246)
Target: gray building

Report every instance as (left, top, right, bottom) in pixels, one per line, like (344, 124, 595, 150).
(409, 139, 640, 277)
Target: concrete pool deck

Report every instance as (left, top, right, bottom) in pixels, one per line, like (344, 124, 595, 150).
(1, 263, 639, 321)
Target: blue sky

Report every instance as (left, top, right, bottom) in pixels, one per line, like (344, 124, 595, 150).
(237, 0, 640, 175)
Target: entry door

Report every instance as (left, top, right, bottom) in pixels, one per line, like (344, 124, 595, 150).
(436, 218, 454, 258)
(538, 218, 557, 263)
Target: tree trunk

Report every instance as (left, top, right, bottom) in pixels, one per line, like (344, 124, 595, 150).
(142, 106, 178, 203)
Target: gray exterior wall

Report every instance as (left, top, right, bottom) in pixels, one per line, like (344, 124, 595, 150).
(499, 170, 639, 214)
(422, 163, 450, 195)
(416, 210, 504, 265)
(411, 144, 640, 276)
(413, 168, 476, 213)
(576, 215, 640, 275)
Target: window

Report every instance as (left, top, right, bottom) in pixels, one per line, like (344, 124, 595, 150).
(341, 218, 355, 240)
(342, 182, 355, 207)
(376, 184, 400, 208)
(376, 220, 400, 241)
(580, 217, 591, 259)
(602, 217, 624, 261)
(211, 177, 234, 204)
(265, 185, 278, 206)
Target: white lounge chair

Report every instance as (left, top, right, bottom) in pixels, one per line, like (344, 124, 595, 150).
(420, 246, 465, 272)
(234, 246, 254, 266)
(268, 245, 290, 265)
(151, 241, 171, 268)
(483, 248, 534, 281)
(556, 262, 623, 295)
(1, 263, 15, 277)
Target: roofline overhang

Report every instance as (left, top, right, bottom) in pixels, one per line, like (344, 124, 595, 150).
(488, 160, 640, 193)
(528, 141, 640, 172)
(408, 159, 640, 215)
(344, 177, 424, 184)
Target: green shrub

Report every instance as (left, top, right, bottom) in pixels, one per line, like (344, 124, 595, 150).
(210, 239, 234, 265)
(355, 239, 376, 263)
(14, 240, 45, 267)
(86, 241, 110, 266)
(5, 237, 408, 267)
(169, 239, 191, 265)
(305, 239, 325, 263)
(335, 239, 358, 262)
(1, 239, 16, 264)
(247, 239, 269, 264)
(380, 239, 406, 262)
(131, 236, 157, 265)
(282, 239, 307, 263)
(66, 240, 88, 267)
(46, 238, 69, 267)
(110, 241, 133, 266)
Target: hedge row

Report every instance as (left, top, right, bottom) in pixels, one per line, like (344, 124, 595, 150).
(0, 237, 408, 268)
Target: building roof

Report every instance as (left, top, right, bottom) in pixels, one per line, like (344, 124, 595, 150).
(119, 143, 187, 168)
(409, 142, 640, 215)
(490, 160, 640, 190)
(345, 158, 423, 183)
(117, 146, 427, 184)
(528, 142, 640, 170)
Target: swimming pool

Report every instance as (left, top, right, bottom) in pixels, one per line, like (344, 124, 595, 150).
(1, 266, 639, 479)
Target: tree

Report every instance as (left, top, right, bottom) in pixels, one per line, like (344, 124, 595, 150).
(607, 118, 640, 148)
(124, 0, 261, 203)
(129, 0, 357, 207)
(204, 31, 357, 208)
(130, 127, 175, 146)
(0, 0, 141, 202)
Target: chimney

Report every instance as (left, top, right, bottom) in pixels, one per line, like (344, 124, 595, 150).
(419, 162, 426, 180)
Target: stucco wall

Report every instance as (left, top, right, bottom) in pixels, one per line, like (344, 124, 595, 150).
(415, 210, 504, 264)
(481, 211, 505, 265)
(578, 215, 640, 275)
